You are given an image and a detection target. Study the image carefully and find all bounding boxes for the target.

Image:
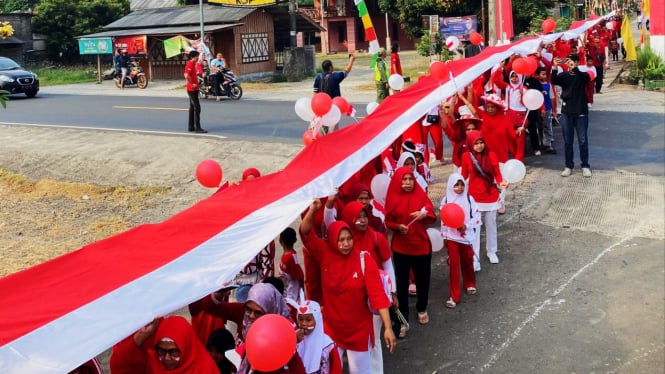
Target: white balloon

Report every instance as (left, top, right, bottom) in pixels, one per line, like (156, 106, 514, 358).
(320, 105, 341, 127)
(388, 74, 404, 91)
(606, 22, 614, 30)
(445, 36, 460, 51)
(523, 89, 545, 111)
(502, 159, 526, 184)
(294, 97, 315, 122)
(370, 173, 390, 206)
(427, 228, 444, 252)
(366, 101, 379, 115)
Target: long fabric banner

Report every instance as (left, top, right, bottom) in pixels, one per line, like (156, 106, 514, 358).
(0, 19, 607, 372)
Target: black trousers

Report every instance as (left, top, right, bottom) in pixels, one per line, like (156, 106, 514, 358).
(187, 90, 201, 131)
(393, 251, 431, 322)
(211, 72, 223, 96)
(527, 111, 543, 153)
(594, 66, 604, 93)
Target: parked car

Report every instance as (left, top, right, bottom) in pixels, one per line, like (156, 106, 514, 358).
(0, 57, 39, 98)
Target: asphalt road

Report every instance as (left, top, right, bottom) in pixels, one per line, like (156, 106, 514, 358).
(1, 93, 357, 142)
(4, 92, 663, 176)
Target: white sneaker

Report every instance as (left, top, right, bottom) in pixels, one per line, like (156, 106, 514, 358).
(488, 253, 499, 264)
(582, 168, 592, 177)
(474, 261, 481, 272)
(534, 150, 542, 156)
(561, 168, 572, 177)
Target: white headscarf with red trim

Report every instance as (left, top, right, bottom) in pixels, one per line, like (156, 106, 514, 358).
(286, 291, 334, 374)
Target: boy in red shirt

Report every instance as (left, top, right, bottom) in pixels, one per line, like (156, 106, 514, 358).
(279, 227, 304, 300)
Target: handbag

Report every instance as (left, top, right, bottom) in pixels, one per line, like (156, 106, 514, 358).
(426, 114, 440, 124)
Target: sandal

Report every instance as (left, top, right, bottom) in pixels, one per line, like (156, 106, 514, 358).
(398, 324, 409, 339)
(466, 287, 477, 295)
(445, 298, 457, 309)
(417, 311, 430, 324)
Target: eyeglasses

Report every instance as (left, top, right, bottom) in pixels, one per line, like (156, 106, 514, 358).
(155, 346, 181, 358)
(244, 305, 265, 318)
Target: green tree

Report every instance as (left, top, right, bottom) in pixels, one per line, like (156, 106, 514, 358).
(379, 0, 482, 39)
(379, 0, 559, 40)
(1, 0, 41, 13)
(32, 0, 130, 63)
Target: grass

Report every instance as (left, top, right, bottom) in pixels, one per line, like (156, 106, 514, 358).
(33, 66, 97, 86)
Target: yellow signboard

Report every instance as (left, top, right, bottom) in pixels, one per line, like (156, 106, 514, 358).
(209, 0, 280, 5)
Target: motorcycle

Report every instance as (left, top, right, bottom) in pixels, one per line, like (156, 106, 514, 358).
(199, 67, 242, 100)
(113, 60, 148, 89)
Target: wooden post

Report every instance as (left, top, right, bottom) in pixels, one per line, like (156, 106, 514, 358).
(97, 54, 102, 84)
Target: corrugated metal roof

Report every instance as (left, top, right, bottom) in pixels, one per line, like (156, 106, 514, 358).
(106, 4, 254, 29)
(131, 0, 178, 11)
(78, 24, 242, 39)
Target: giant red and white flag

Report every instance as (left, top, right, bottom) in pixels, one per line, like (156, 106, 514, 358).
(1, 33, 585, 373)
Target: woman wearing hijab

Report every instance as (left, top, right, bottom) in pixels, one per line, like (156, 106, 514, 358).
(340, 201, 396, 374)
(460, 131, 508, 269)
(384, 167, 436, 335)
(349, 183, 386, 235)
(440, 173, 481, 308)
(110, 316, 220, 374)
(300, 200, 396, 374)
(236, 283, 306, 374)
(395, 152, 427, 192)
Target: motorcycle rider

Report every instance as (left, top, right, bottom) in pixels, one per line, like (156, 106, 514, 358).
(115, 49, 131, 89)
(210, 52, 226, 101)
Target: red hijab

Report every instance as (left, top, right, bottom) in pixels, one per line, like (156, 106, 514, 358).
(241, 167, 261, 180)
(147, 316, 220, 374)
(323, 221, 360, 291)
(466, 130, 495, 181)
(340, 201, 373, 249)
(384, 167, 433, 216)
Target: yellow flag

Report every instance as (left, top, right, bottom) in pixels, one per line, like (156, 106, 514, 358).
(621, 16, 637, 61)
(643, 0, 650, 16)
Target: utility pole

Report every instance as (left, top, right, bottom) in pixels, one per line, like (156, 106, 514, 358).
(488, 0, 496, 46)
(385, 13, 391, 51)
(289, 0, 297, 47)
(199, 0, 205, 50)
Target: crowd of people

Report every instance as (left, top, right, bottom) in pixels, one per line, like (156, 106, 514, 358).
(74, 19, 624, 374)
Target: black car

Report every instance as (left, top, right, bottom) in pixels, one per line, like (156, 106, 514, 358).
(0, 57, 39, 98)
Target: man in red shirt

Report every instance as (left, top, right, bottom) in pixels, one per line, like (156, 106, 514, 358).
(184, 50, 207, 133)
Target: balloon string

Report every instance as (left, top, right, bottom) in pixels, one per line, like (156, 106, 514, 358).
(521, 109, 530, 129)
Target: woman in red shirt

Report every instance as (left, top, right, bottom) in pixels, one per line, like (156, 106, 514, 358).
(460, 131, 508, 268)
(384, 167, 436, 335)
(300, 200, 395, 374)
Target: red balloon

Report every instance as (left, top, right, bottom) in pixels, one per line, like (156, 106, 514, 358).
(195, 159, 223, 188)
(511, 57, 529, 75)
(542, 18, 556, 33)
(302, 130, 315, 146)
(246, 315, 297, 372)
(429, 61, 449, 81)
(311, 92, 333, 116)
(331, 96, 349, 115)
(524, 57, 538, 76)
(469, 32, 483, 46)
(440, 203, 465, 228)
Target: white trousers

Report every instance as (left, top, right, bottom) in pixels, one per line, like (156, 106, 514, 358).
(370, 314, 384, 374)
(472, 210, 498, 259)
(338, 340, 373, 374)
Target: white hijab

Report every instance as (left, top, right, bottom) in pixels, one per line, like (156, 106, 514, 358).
(287, 294, 334, 374)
